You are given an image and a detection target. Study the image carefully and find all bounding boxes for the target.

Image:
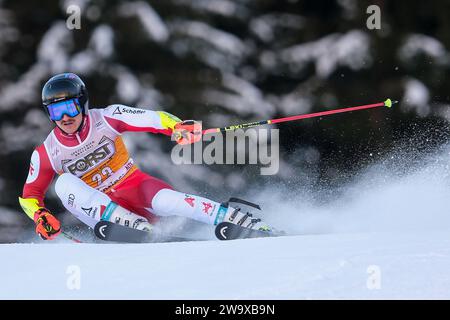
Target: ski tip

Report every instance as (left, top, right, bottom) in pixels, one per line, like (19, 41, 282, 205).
(384, 98, 398, 108)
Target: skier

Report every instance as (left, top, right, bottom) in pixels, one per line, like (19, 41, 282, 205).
(18, 73, 272, 240)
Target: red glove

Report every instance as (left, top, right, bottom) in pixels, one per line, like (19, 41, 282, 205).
(172, 120, 202, 145)
(34, 208, 61, 240)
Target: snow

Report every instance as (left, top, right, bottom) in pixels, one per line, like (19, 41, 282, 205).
(402, 78, 430, 117)
(398, 34, 449, 64)
(89, 25, 114, 59)
(250, 13, 305, 42)
(2, 157, 450, 300)
(280, 30, 371, 78)
(0, 109, 51, 153)
(174, 0, 242, 18)
(4, 104, 450, 299)
(4, 143, 450, 299)
(112, 66, 141, 103)
(0, 62, 48, 111)
(278, 91, 313, 116)
(69, 50, 97, 75)
(107, 65, 165, 107)
(0, 8, 19, 48)
(1, 231, 450, 299)
(118, 1, 169, 43)
(202, 73, 275, 117)
(61, 0, 91, 13)
(337, 0, 357, 19)
(171, 21, 246, 58)
(0, 207, 28, 243)
(169, 21, 248, 71)
(37, 21, 73, 73)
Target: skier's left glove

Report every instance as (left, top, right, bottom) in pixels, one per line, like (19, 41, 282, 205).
(172, 120, 202, 145)
(34, 208, 61, 240)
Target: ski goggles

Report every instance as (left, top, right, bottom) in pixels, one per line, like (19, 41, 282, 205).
(46, 98, 82, 121)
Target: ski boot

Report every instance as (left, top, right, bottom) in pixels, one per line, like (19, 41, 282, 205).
(101, 202, 153, 232)
(219, 198, 274, 232)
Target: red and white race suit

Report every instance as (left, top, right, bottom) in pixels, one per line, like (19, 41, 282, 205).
(20, 105, 227, 228)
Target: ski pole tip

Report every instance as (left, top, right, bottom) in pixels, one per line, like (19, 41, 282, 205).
(384, 98, 398, 108)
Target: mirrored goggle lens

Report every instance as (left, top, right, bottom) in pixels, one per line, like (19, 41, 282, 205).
(47, 99, 81, 121)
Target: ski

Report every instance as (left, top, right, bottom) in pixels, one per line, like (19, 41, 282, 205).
(215, 222, 281, 240)
(94, 220, 284, 243)
(94, 220, 203, 243)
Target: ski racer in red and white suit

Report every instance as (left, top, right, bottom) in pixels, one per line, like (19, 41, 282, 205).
(19, 105, 237, 239)
(19, 73, 271, 240)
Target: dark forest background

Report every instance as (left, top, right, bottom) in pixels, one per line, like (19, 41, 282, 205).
(1, 0, 450, 242)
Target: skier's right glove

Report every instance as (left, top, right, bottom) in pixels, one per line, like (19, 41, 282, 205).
(173, 120, 202, 145)
(34, 208, 61, 240)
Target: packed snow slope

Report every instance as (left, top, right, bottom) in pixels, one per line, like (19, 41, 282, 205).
(2, 143, 450, 299)
(1, 230, 450, 299)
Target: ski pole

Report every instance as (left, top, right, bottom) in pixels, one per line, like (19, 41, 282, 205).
(61, 230, 83, 243)
(202, 98, 397, 135)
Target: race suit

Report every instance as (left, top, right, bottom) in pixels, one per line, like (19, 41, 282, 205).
(19, 105, 229, 228)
